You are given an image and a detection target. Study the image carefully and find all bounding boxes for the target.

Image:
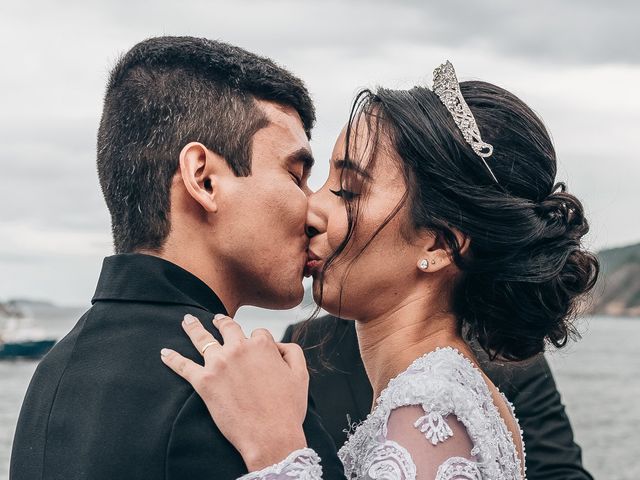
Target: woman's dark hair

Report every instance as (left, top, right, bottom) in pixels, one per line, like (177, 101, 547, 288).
(314, 80, 599, 362)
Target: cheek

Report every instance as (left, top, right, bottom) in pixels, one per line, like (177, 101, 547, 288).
(287, 193, 308, 235)
(326, 205, 349, 251)
(264, 182, 307, 230)
(326, 198, 412, 279)
(229, 178, 307, 245)
(330, 200, 380, 253)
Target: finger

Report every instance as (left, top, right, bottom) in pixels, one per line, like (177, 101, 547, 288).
(200, 339, 221, 357)
(276, 342, 308, 376)
(160, 348, 202, 384)
(182, 314, 220, 355)
(212, 314, 246, 345)
(250, 328, 275, 343)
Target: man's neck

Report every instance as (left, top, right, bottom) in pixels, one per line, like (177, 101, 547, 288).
(137, 247, 241, 316)
(355, 295, 472, 409)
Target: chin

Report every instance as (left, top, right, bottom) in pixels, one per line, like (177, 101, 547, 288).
(259, 283, 304, 310)
(279, 291, 304, 310)
(312, 278, 356, 320)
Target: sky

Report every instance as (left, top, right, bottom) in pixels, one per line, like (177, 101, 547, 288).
(0, 0, 638, 306)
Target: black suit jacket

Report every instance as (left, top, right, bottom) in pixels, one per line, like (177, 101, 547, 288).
(11, 254, 343, 480)
(283, 316, 593, 480)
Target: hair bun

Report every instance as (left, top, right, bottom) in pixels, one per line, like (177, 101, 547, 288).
(459, 186, 599, 361)
(535, 185, 589, 242)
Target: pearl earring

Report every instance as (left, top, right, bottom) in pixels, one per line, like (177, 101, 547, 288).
(419, 259, 429, 270)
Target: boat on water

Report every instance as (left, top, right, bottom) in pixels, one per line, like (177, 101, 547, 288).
(0, 307, 57, 360)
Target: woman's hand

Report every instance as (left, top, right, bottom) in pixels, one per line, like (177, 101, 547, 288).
(160, 314, 310, 472)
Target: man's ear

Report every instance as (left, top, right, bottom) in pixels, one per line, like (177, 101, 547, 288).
(415, 228, 470, 273)
(179, 142, 226, 213)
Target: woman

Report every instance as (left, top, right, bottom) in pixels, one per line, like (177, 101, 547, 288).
(160, 61, 598, 479)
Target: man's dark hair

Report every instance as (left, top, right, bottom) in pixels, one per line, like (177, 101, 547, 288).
(97, 36, 315, 253)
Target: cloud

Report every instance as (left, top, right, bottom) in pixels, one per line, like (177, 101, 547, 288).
(0, 117, 109, 232)
(0, 221, 111, 258)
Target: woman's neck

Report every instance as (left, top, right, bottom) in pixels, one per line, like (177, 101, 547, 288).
(355, 296, 472, 408)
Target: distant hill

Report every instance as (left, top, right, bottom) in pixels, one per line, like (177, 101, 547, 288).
(589, 242, 640, 317)
(0, 303, 11, 317)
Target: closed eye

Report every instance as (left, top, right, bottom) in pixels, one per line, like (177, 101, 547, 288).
(329, 188, 360, 201)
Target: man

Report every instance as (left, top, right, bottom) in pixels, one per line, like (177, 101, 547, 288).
(10, 36, 343, 480)
(283, 316, 594, 480)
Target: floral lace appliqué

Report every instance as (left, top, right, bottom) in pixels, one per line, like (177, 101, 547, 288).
(436, 457, 483, 480)
(414, 411, 453, 445)
(238, 448, 322, 480)
(360, 440, 416, 480)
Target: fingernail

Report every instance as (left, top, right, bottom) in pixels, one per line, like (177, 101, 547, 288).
(214, 313, 226, 320)
(160, 348, 172, 357)
(184, 314, 197, 325)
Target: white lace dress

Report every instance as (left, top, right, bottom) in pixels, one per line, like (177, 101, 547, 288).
(240, 347, 525, 480)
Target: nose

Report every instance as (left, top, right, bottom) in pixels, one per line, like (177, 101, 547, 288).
(305, 189, 327, 239)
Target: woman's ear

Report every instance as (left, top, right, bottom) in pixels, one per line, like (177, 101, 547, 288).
(416, 228, 469, 273)
(179, 142, 225, 213)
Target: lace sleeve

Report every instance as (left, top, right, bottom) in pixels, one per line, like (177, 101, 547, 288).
(379, 405, 482, 480)
(237, 448, 323, 480)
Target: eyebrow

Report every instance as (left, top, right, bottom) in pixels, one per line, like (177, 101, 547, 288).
(287, 147, 315, 174)
(333, 158, 371, 179)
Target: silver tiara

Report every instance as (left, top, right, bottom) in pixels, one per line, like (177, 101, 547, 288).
(432, 61, 498, 184)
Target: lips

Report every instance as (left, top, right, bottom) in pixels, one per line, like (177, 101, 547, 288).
(304, 249, 323, 277)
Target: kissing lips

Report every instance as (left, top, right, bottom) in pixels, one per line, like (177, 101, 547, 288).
(304, 250, 323, 277)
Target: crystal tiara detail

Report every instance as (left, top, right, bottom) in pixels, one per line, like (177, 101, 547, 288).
(432, 61, 498, 184)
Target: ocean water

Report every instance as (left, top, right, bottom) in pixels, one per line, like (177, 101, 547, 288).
(1, 306, 638, 479)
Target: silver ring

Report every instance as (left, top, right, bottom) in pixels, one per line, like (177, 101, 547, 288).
(201, 341, 218, 355)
